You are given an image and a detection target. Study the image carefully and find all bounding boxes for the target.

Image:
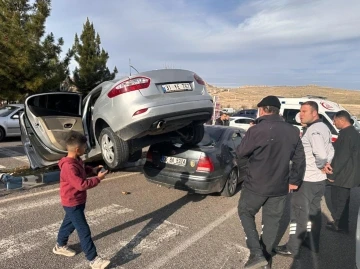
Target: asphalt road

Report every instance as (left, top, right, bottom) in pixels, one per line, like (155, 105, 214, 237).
(0, 167, 359, 269)
(0, 137, 29, 170)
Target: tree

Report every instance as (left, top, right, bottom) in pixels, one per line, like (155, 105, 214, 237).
(72, 18, 117, 94)
(0, 0, 72, 100)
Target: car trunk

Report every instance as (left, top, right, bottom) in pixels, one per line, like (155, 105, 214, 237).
(138, 69, 206, 99)
(148, 143, 215, 175)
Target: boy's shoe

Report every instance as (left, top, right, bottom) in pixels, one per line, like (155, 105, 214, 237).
(90, 256, 110, 269)
(52, 244, 76, 257)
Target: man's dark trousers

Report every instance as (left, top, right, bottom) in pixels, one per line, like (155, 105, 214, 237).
(330, 185, 350, 231)
(287, 180, 326, 256)
(57, 203, 97, 261)
(239, 188, 287, 259)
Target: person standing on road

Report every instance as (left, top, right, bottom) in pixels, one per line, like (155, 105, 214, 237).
(215, 112, 229, 126)
(276, 101, 334, 259)
(326, 110, 360, 233)
(236, 96, 306, 269)
(52, 131, 111, 269)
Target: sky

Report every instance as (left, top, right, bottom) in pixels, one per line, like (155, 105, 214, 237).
(45, 0, 360, 89)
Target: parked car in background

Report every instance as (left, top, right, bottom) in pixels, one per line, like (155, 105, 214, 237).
(232, 109, 257, 119)
(144, 125, 246, 197)
(20, 69, 214, 170)
(229, 116, 254, 131)
(0, 104, 24, 142)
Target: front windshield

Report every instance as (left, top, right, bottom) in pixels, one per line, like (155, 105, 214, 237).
(198, 127, 224, 146)
(0, 106, 17, 117)
(326, 111, 360, 132)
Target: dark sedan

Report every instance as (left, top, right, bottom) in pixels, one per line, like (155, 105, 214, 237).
(143, 125, 246, 197)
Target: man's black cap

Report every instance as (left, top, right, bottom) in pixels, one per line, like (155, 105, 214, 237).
(257, 95, 281, 109)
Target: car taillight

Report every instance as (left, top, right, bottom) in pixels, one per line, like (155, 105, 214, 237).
(107, 77, 151, 98)
(196, 155, 214, 173)
(331, 137, 337, 143)
(146, 151, 153, 162)
(194, 74, 205, 85)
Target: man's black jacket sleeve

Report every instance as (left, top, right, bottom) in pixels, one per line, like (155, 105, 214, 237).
(289, 137, 306, 186)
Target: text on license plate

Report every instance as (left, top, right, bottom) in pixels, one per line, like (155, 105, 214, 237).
(161, 156, 187, 166)
(162, 83, 192, 93)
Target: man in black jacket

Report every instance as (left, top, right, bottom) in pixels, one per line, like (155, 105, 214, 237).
(237, 96, 306, 269)
(215, 112, 229, 126)
(326, 110, 360, 233)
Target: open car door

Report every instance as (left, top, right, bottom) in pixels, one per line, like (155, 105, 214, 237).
(20, 93, 86, 169)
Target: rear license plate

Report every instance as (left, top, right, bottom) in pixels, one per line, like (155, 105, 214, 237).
(161, 156, 187, 166)
(162, 83, 192, 93)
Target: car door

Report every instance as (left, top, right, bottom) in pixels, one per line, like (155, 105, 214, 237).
(230, 130, 247, 181)
(7, 108, 23, 135)
(20, 93, 85, 169)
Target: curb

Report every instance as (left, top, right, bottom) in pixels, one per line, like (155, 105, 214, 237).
(0, 158, 146, 190)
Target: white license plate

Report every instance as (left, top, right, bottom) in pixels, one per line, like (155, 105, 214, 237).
(161, 156, 187, 166)
(162, 83, 192, 93)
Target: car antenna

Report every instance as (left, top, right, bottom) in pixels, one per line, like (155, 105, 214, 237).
(129, 58, 140, 76)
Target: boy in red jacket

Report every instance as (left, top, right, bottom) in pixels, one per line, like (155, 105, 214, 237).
(52, 131, 110, 269)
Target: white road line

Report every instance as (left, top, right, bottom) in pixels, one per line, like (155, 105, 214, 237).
(0, 148, 29, 163)
(73, 221, 186, 269)
(0, 196, 59, 219)
(147, 207, 238, 269)
(0, 172, 140, 204)
(0, 204, 133, 261)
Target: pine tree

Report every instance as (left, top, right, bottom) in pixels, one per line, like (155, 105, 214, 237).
(0, 0, 72, 100)
(72, 18, 117, 94)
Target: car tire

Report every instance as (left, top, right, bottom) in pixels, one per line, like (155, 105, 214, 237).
(221, 168, 239, 197)
(0, 127, 5, 142)
(180, 123, 205, 145)
(128, 149, 142, 162)
(99, 127, 129, 170)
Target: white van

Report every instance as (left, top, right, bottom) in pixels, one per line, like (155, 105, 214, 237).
(276, 96, 360, 141)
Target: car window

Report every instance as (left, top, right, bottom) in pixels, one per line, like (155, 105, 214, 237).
(0, 106, 18, 117)
(27, 94, 81, 116)
(283, 109, 301, 126)
(198, 127, 224, 146)
(235, 119, 250, 124)
(232, 132, 242, 149)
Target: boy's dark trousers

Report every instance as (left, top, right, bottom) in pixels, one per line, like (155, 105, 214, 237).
(286, 180, 326, 256)
(239, 188, 287, 260)
(330, 185, 350, 231)
(57, 203, 97, 261)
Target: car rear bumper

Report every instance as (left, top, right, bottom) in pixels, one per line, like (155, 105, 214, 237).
(143, 165, 224, 194)
(115, 99, 214, 141)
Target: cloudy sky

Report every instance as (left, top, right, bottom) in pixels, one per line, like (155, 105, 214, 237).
(45, 0, 360, 89)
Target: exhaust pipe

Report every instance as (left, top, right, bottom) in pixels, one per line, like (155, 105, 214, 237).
(156, 120, 165, 129)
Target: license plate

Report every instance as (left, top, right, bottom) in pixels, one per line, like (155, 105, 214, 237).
(161, 156, 187, 166)
(162, 83, 192, 93)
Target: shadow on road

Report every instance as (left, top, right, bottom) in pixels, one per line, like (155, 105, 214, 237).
(275, 186, 360, 269)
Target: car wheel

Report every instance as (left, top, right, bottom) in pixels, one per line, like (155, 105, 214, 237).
(99, 127, 129, 170)
(180, 123, 204, 145)
(221, 168, 239, 197)
(128, 149, 142, 162)
(0, 128, 5, 142)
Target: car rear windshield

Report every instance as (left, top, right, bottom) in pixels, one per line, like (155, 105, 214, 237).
(0, 106, 17, 117)
(326, 111, 360, 132)
(198, 127, 224, 146)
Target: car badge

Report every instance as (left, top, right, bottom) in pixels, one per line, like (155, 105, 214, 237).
(190, 160, 196, 167)
(201, 88, 205, 95)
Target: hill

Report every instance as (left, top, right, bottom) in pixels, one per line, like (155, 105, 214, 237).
(206, 84, 360, 118)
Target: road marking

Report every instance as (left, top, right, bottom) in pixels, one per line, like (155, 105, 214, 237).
(0, 172, 140, 204)
(0, 204, 133, 261)
(73, 220, 187, 269)
(147, 207, 238, 269)
(0, 196, 59, 219)
(0, 148, 29, 163)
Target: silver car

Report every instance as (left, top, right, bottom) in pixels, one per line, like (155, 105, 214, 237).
(0, 104, 24, 141)
(20, 69, 214, 170)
